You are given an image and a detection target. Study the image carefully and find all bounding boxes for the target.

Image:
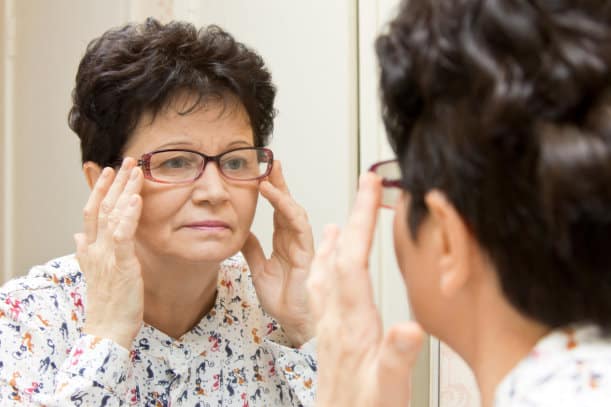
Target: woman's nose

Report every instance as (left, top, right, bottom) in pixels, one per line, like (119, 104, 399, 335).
(191, 162, 230, 205)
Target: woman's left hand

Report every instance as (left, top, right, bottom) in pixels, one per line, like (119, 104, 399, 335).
(242, 161, 315, 348)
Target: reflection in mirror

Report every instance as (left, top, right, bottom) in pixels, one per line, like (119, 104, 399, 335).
(0, 0, 357, 404)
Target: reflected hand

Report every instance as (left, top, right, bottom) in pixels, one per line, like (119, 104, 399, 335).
(242, 161, 315, 347)
(307, 173, 424, 407)
(74, 159, 145, 350)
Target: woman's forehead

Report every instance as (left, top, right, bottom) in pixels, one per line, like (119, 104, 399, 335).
(125, 103, 253, 156)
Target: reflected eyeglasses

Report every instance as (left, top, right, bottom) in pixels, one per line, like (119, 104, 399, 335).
(117, 147, 274, 184)
(368, 159, 402, 209)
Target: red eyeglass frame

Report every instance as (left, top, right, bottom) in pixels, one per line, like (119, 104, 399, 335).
(368, 159, 403, 209)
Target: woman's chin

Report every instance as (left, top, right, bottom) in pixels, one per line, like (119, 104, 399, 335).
(136, 235, 245, 265)
(177, 242, 242, 264)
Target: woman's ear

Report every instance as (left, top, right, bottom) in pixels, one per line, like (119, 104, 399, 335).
(82, 161, 103, 190)
(425, 190, 473, 298)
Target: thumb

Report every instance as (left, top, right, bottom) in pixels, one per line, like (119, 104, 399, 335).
(241, 232, 267, 281)
(376, 321, 425, 407)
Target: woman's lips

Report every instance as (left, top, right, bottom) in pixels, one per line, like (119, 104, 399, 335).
(184, 220, 230, 230)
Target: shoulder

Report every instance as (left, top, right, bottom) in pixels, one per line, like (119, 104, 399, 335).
(0, 256, 87, 399)
(496, 326, 611, 406)
(0, 254, 84, 324)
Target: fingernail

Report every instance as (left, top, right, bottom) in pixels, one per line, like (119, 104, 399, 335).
(130, 168, 139, 180)
(129, 195, 139, 207)
(101, 167, 112, 178)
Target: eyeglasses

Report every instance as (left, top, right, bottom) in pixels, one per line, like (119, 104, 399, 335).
(131, 147, 274, 184)
(368, 159, 402, 209)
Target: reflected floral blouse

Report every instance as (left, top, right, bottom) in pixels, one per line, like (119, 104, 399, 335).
(495, 325, 611, 406)
(0, 254, 317, 406)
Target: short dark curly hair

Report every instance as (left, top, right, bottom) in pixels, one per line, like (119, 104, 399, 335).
(69, 18, 276, 166)
(377, 0, 611, 330)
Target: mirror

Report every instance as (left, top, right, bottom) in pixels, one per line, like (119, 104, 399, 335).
(0, 1, 468, 406)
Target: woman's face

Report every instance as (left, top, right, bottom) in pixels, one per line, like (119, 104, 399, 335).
(123, 95, 259, 265)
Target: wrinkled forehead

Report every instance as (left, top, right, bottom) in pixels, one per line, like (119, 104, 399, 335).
(122, 90, 254, 155)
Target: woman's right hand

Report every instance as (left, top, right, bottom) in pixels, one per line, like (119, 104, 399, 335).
(74, 158, 145, 350)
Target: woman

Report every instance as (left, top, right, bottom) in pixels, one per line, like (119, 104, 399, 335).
(309, 1, 611, 406)
(0, 19, 316, 406)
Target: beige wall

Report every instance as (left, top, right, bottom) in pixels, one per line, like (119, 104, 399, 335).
(0, 0, 5, 274)
(7, 0, 128, 277)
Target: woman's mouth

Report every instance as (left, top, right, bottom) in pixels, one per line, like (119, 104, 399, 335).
(184, 220, 230, 231)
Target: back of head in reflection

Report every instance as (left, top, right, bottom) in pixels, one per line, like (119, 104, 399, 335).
(378, 0, 611, 405)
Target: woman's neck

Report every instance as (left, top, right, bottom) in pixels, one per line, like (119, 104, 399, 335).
(139, 254, 221, 339)
(455, 291, 550, 407)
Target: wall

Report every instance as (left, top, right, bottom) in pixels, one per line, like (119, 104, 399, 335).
(0, 0, 6, 276)
(4, 0, 128, 279)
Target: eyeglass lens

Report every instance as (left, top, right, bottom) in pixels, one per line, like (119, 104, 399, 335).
(371, 161, 402, 208)
(148, 148, 271, 182)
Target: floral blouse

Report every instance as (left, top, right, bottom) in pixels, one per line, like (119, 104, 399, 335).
(0, 254, 317, 406)
(495, 324, 611, 406)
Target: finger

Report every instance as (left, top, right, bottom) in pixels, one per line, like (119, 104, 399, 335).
(331, 173, 381, 309)
(111, 167, 144, 225)
(337, 172, 382, 269)
(99, 158, 137, 239)
(376, 322, 425, 407)
(113, 194, 143, 267)
(82, 167, 115, 244)
(241, 232, 266, 281)
(266, 160, 290, 194)
(259, 180, 308, 233)
(307, 224, 340, 319)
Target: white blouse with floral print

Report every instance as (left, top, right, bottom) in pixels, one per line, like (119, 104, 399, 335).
(0, 254, 317, 406)
(495, 325, 611, 406)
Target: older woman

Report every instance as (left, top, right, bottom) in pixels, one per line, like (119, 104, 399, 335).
(0, 19, 316, 406)
(309, 1, 611, 406)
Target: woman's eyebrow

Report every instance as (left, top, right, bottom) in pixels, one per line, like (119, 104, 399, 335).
(151, 139, 254, 151)
(225, 140, 254, 148)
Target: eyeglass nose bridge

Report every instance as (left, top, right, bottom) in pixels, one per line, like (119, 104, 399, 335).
(191, 151, 225, 181)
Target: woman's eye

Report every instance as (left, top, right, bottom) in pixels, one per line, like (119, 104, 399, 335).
(161, 157, 191, 168)
(223, 158, 247, 171)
